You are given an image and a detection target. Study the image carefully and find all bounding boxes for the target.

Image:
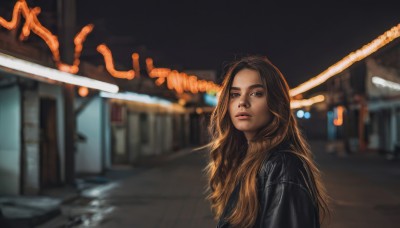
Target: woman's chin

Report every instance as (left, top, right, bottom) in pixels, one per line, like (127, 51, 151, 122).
(234, 126, 256, 134)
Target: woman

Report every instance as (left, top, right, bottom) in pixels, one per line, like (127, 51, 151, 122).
(205, 56, 330, 228)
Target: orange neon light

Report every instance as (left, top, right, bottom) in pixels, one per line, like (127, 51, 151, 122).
(333, 106, 344, 126)
(132, 53, 140, 76)
(145, 58, 154, 71)
(149, 68, 172, 86)
(146, 58, 220, 94)
(0, 1, 221, 91)
(78, 86, 89, 97)
(58, 24, 94, 73)
(290, 23, 400, 97)
(97, 44, 135, 80)
(0, 0, 94, 74)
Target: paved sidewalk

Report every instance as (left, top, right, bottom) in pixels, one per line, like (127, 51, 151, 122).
(0, 180, 96, 227)
(1, 147, 201, 228)
(38, 147, 216, 228)
(310, 140, 400, 228)
(0, 196, 62, 228)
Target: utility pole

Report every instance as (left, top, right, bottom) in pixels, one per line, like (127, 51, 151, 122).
(58, 0, 76, 185)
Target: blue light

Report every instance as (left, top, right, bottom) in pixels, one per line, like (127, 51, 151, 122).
(296, 110, 304, 118)
(304, 112, 311, 119)
(204, 93, 217, 106)
(100, 91, 171, 105)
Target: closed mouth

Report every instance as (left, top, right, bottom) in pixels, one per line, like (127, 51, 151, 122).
(235, 112, 251, 117)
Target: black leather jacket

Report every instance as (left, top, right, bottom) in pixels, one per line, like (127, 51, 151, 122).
(217, 148, 320, 228)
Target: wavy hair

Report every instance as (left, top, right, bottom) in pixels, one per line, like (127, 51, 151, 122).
(205, 55, 331, 227)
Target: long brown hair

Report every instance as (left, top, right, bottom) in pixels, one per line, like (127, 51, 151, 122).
(205, 55, 331, 227)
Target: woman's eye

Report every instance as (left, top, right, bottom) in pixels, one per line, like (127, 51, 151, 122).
(250, 91, 264, 97)
(230, 93, 240, 98)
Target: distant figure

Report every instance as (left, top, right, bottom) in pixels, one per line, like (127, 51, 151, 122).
(205, 55, 331, 228)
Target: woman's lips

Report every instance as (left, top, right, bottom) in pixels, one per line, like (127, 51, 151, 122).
(235, 112, 251, 120)
(237, 115, 251, 120)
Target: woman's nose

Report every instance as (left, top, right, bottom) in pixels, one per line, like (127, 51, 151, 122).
(238, 99, 249, 108)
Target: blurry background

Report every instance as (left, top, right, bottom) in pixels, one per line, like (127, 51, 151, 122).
(0, 0, 400, 227)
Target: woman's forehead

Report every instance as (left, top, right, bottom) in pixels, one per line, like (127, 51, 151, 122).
(231, 69, 263, 87)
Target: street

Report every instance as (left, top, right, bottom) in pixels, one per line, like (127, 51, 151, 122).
(38, 148, 216, 228)
(316, 141, 400, 228)
(38, 140, 400, 228)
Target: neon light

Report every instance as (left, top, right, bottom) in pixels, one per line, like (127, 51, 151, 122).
(145, 58, 221, 94)
(372, 76, 400, 91)
(78, 87, 89, 97)
(196, 107, 203, 114)
(204, 93, 217, 106)
(290, 23, 400, 97)
(145, 58, 154, 71)
(290, 95, 325, 109)
(96, 44, 135, 80)
(0, 52, 118, 93)
(178, 98, 186, 106)
(132, 53, 140, 76)
(100, 91, 172, 106)
(333, 106, 344, 126)
(0, 0, 94, 74)
(0, 1, 221, 93)
(296, 110, 305, 118)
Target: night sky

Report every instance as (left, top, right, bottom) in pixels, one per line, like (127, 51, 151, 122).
(75, 1, 400, 87)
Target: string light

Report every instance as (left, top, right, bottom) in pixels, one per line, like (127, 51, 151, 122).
(290, 95, 325, 109)
(290, 23, 400, 97)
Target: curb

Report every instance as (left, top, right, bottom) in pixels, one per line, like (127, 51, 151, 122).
(0, 201, 61, 228)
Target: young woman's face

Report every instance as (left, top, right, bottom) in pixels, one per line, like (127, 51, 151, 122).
(228, 68, 271, 141)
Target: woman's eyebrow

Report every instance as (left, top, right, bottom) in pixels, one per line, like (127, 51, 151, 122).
(230, 84, 264, 90)
(249, 84, 265, 89)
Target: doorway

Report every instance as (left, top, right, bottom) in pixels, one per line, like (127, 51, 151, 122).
(39, 98, 60, 188)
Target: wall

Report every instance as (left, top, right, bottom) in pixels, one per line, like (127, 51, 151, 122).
(22, 86, 40, 194)
(76, 96, 102, 174)
(128, 112, 141, 162)
(0, 85, 21, 195)
(103, 100, 111, 169)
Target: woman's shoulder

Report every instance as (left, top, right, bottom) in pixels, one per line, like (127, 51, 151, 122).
(259, 148, 311, 187)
